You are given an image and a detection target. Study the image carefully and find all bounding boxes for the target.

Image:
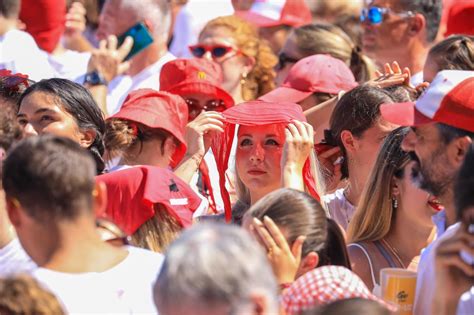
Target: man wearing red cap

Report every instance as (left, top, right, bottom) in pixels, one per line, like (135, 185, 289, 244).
(361, 0, 442, 85)
(380, 70, 474, 315)
(236, 0, 312, 53)
(86, 0, 175, 116)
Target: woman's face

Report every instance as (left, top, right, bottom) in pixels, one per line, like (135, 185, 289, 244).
(397, 161, 438, 229)
(17, 91, 83, 143)
(198, 26, 250, 95)
(275, 34, 302, 86)
(236, 124, 285, 200)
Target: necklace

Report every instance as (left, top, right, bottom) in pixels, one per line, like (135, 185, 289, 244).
(381, 238, 406, 269)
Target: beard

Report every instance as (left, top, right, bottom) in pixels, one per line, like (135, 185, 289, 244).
(409, 151, 455, 197)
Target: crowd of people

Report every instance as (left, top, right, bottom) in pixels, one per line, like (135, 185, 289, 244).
(0, 0, 473, 314)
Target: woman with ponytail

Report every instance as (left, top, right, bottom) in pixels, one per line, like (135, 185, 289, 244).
(17, 78, 106, 174)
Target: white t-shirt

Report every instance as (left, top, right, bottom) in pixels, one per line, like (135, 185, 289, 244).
(322, 188, 356, 230)
(48, 50, 90, 82)
(0, 29, 55, 81)
(106, 52, 176, 115)
(0, 238, 36, 277)
(33, 246, 163, 314)
(414, 221, 473, 315)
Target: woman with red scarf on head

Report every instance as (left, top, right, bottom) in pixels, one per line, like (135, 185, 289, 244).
(208, 100, 324, 224)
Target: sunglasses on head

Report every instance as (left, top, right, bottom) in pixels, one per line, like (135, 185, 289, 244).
(185, 98, 226, 121)
(189, 44, 238, 59)
(276, 52, 299, 70)
(360, 6, 414, 25)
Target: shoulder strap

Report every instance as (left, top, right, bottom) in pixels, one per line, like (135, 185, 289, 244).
(374, 240, 399, 268)
(348, 243, 377, 288)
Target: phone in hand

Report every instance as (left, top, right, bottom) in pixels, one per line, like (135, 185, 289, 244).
(117, 22, 154, 61)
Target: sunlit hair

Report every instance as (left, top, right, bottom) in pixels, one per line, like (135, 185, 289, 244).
(244, 189, 328, 263)
(0, 275, 65, 314)
(131, 205, 183, 253)
(428, 35, 474, 72)
(200, 15, 277, 101)
(347, 127, 410, 243)
(291, 23, 376, 83)
(234, 124, 326, 211)
(104, 119, 177, 164)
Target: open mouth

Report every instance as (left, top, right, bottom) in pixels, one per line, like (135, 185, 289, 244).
(427, 196, 443, 211)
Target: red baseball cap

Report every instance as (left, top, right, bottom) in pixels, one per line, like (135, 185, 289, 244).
(445, 1, 474, 36)
(381, 70, 474, 132)
(236, 0, 312, 28)
(96, 166, 203, 235)
(260, 54, 357, 103)
(160, 58, 234, 109)
(109, 89, 188, 167)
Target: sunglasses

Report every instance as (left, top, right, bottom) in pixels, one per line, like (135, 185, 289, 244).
(189, 44, 239, 59)
(276, 52, 299, 70)
(360, 6, 414, 25)
(185, 98, 227, 121)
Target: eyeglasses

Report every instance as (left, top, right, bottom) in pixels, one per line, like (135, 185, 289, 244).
(185, 98, 227, 121)
(276, 52, 299, 70)
(360, 6, 414, 25)
(189, 44, 239, 59)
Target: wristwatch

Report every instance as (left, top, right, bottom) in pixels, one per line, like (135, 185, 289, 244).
(84, 71, 108, 86)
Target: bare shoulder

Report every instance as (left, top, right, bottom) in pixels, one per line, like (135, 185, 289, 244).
(347, 242, 376, 291)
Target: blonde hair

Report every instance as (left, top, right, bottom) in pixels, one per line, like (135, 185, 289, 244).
(200, 15, 277, 101)
(0, 275, 65, 314)
(131, 204, 183, 253)
(291, 23, 376, 83)
(347, 128, 410, 243)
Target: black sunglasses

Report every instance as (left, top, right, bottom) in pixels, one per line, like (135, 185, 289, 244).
(276, 52, 299, 70)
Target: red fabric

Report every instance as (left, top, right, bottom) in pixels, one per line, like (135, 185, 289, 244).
(236, 0, 312, 28)
(260, 55, 357, 103)
(96, 166, 202, 235)
(19, 0, 66, 53)
(211, 100, 319, 222)
(160, 59, 234, 109)
(433, 78, 474, 132)
(445, 0, 474, 36)
(380, 102, 433, 127)
(281, 266, 398, 315)
(109, 89, 188, 168)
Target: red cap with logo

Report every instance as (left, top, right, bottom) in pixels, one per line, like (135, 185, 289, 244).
(108, 89, 188, 167)
(381, 70, 474, 132)
(96, 166, 203, 235)
(260, 54, 357, 103)
(236, 0, 312, 28)
(160, 58, 234, 109)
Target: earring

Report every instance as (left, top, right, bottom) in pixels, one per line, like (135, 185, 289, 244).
(392, 197, 398, 210)
(240, 72, 248, 85)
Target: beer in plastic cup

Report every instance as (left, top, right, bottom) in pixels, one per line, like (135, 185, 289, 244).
(380, 268, 417, 315)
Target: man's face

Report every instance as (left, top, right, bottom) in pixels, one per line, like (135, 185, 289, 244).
(96, 0, 138, 40)
(401, 124, 457, 197)
(361, 0, 413, 65)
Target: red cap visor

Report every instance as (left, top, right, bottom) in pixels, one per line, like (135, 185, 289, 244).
(380, 102, 433, 127)
(259, 86, 312, 104)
